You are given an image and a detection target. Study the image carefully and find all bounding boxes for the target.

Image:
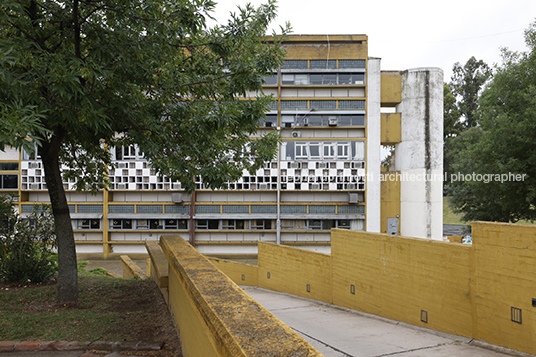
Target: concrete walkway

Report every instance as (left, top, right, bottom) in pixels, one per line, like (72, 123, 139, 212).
(242, 286, 524, 357)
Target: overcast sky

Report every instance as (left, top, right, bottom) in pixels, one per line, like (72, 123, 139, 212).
(211, 0, 536, 81)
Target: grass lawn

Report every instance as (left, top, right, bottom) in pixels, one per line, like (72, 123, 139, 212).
(443, 197, 468, 225)
(0, 269, 181, 355)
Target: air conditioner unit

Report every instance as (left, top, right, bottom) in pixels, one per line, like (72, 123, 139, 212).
(311, 184, 321, 190)
(117, 163, 128, 169)
(348, 192, 359, 204)
(171, 192, 183, 203)
(290, 162, 301, 169)
(318, 162, 328, 169)
(259, 183, 268, 190)
(172, 183, 181, 189)
(117, 183, 127, 190)
(346, 184, 356, 190)
(29, 184, 40, 190)
(328, 117, 338, 126)
(291, 131, 301, 138)
(302, 117, 309, 126)
(28, 162, 40, 169)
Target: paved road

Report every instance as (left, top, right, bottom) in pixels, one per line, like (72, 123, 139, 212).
(242, 286, 522, 357)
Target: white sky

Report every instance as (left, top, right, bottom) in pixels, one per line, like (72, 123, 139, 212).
(211, 0, 536, 81)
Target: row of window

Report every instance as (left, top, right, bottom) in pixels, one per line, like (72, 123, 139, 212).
(281, 59, 366, 69)
(262, 114, 365, 127)
(263, 73, 365, 86)
(282, 141, 365, 161)
(75, 219, 357, 231)
(278, 99, 365, 110)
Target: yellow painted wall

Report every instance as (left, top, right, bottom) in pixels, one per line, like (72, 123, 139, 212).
(209, 258, 259, 287)
(257, 242, 332, 303)
(380, 73, 402, 107)
(331, 229, 473, 337)
(160, 236, 322, 357)
(380, 171, 401, 235)
(381, 113, 401, 145)
(205, 223, 536, 356)
(472, 222, 536, 355)
(279, 35, 368, 60)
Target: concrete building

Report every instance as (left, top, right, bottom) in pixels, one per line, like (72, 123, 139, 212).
(0, 35, 443, 258)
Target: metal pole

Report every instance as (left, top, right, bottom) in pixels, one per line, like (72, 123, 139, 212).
(276, 130, 281, 245)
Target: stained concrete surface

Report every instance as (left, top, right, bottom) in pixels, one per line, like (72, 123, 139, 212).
(242, 286, 522, 357)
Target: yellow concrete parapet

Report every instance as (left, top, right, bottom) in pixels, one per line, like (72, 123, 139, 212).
(145, 241, 169, 288)
(209, 258, 258, 287)
(471, 221, 536, 355)
(258, 242, 333, 304)
(381, 113, 401, 145)
(120, 255, 148, 280)
(160, 235, 322, 357)
(381, 72, 402, 107)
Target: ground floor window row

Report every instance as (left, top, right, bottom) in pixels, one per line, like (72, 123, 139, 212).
(74, 219, 365, 231)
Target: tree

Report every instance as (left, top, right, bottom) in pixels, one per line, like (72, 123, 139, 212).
(449, 20, 536, 222)
(444, 57, 491, 191)
(443, 83, 461, 183)
(0, 0, 289, 304)
(450, 56, 492, 129)
(0, 195, 57, 283)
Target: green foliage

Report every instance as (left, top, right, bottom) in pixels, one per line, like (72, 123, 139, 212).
(449, 56, 492, 129)
(0, 0, 289, 302)
(448, 20, 536, 222)
(0, 196, 57, 283)
(0, 0, 288, 192)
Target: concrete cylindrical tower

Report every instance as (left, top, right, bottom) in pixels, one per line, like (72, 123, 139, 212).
(394, 68, 443, 240)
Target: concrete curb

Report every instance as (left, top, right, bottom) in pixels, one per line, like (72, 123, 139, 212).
(0, 341, 163, 353)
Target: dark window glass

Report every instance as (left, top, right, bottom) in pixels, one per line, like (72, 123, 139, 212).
(309, 74, 322, 85)
(0, 163, 18, 171)
(2, 175, 18, 189)
(208, 220, 219, 229)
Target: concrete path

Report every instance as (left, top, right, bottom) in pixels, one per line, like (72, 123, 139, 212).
(242, 286, 522, 357)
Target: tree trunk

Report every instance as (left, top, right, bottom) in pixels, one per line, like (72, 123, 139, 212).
(40, 138, 78, 304)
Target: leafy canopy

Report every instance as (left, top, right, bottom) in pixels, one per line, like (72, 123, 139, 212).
(449, 20, 536, 222)
(0, 0, 289, 192)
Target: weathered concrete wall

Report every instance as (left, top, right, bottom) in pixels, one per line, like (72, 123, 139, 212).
(160, 236, 322, 357)
(211, 222, 536, 355)
(331, 229, 472, 337)
(367, 57, 382, 233)
(471, 222, 536, 355)
(257, 242, 332, 303)
(395, 68, 444, 240)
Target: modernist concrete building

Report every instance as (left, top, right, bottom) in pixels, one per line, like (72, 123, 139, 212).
(0, 35, 443, 258)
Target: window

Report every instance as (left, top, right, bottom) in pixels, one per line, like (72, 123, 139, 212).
(295, 143, 308, 159)
(77, 219, 101, 230)
(0, 175, 18, 189)
(251, 219, 272, 230)
(337, 142, 350, 159)
(278, 73, 365, 86)
(322, 74, 337, 85)
(196, 220, 219, 230)
(282, 60, 308, 69)
(294, 74, 308, 85)
(309, 142, 321, 159)
(262, 74, 278, 85)
(307, 220, 350, 230)
(222, 220, 246, 230)
(110, 219, 132, 229)
(323, 143, 335, 159)
(0, 163, 18, 171)
(137, 219, 149, 229)
(149, 219, 163, 229)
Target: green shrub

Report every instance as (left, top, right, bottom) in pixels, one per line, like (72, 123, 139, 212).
(0, 195, 57, 283)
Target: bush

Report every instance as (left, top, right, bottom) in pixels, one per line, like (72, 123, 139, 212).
(0, 195, 57, 283)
